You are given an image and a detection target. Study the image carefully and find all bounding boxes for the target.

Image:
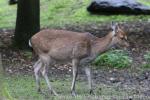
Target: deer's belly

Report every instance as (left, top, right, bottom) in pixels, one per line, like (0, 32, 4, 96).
(49, 48, 89, 61)
(49, 47, 73, 61)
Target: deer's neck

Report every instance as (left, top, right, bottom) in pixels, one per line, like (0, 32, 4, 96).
(80, 32, 115, 65)
(91, 32, 114, 56)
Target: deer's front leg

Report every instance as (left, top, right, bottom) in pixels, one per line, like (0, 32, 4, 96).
(71, 59, 79, 96)
(84, 66, 94, 94)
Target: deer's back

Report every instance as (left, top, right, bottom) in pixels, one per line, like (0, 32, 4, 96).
(31, 29, 93, 61)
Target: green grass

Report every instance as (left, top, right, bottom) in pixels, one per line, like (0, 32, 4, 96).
(93, 50, 132, 69)
(138, 0, 150, 6)
(0, 0, 17, 28)
(41, 0, 150, 28)
(0, 0, 150, 29)
(2, 74, 140, 100)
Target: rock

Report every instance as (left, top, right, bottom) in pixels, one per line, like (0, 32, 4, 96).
(87, 0, 150, 15)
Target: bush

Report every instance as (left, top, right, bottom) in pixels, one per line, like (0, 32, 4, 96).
(92, 50, 132, 68)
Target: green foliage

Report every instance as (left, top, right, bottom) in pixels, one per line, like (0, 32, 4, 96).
(142, 63, 150, 68)
(93, 50, 132, 68)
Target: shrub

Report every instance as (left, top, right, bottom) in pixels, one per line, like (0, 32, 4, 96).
(92, 50, 132, 68)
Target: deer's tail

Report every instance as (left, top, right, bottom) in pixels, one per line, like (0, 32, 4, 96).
(29, 39, 32, 47)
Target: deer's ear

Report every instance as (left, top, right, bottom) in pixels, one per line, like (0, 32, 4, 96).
(111, 21, 115, 30)
(111, 22, 118, 36)
(111, 22, 118, 31)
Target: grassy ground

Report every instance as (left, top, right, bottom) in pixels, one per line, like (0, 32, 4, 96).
(0, 0, 150, 29)
(1, 0, 150, 99)
(2, 74, 148, 100)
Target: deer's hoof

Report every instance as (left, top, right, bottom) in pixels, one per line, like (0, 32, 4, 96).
(90, 90, 95, 95)
(53, 92, 58, 96)
(37, 88, 42, 93)
(71, 91, 77, 96)
(51, 90, 58, 96)
(37, 89, 45, 95)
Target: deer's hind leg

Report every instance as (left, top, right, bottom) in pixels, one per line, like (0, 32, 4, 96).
(40, 56, 58, 96)
(34, 59, 42, 92)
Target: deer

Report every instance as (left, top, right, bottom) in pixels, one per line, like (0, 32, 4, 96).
(29, 22, 129, 96)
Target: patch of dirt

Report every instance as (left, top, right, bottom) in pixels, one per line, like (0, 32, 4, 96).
(0, 22, 150, 97)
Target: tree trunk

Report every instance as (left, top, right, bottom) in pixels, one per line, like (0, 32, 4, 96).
(14, 0, 40, 49)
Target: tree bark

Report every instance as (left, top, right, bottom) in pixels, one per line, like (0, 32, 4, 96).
(14, 0, 40, 49)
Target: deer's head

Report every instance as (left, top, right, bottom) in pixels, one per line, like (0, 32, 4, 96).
(110, 22, 129, 48)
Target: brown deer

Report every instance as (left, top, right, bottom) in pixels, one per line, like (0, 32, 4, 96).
(29, 22, 129, 96)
